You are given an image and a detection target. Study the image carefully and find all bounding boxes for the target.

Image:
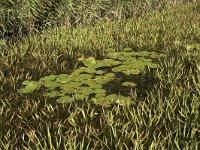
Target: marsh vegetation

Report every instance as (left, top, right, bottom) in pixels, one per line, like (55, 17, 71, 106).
(0, 0, 200, 149)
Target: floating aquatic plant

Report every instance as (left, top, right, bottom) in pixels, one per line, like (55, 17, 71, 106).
(122, 82, 137, 87)
(21, 49, 164, 106)
(21, 81, 42, 94)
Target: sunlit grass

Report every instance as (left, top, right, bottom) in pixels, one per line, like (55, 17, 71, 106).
(0, 1, 199, 149)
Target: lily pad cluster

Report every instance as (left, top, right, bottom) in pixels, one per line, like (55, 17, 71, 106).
(106, 50, 161, 75)
(21, 48, 164, 106)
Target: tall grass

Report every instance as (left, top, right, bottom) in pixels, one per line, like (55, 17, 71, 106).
(0, 0, 198, 38)
(0, 1, 199, 149)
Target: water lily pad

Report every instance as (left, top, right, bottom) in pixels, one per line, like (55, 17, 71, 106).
(60, 86, 76, 94)
(45, 91, 63, 98)
(57, 96, 74, 104)
(87, 83, 103, 89)
(96, 59, 121, 68)
(147, 63, 158, 68)
(123, 69, 141, 75)
(132, 51, 152, 57)
(122, 82, 137, 87)
(81, 57, 96, 68)
(56, 74, 70, 83)
(80, 57, 121, 69)
(21, 81, 41, 93)
(123, 47, 133, 52)
(95, 70, 105, 75)
(92, 94, 131, 107)
(106, 52, 121, 59)
(95, 73, 115, 84)
(112, 65, 142, 75)
(104, 73, 115, 78)
(92, 97, 111, 107)
(43, 82, 59, 89)
(40, 75, 57, 83)
(95, 93, 106, 98)
(73, 94, 88, 100)
(76, 67, 96, 74)
(76, 87, 95, 95)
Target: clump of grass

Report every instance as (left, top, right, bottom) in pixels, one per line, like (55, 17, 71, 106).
(0, 0, 198, 38)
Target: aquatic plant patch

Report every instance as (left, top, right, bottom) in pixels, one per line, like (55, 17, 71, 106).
(21, 49, 164, 106)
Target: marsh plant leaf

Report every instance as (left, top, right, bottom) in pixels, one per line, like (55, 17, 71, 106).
(40, 75, 57, 83)
(44, 91, 64, 98)
(93, 73, 115, 84)
(95, 70, 105, 75)
(87, 83, 103, 89)
(96, 59, 121, 68)
(60, 86, 76, 94)
(73, 67, 103, 75)
(123, 47, 133, 52)
(79, 57, 121, 69)
(107, 52, 125, 60)
(57, 96, 74, 104)
(56, 74, 71, 83)
(107, 51, 163, 60)
(21, 81, 41, 94)
(112, 65, 142, 75)
(122, 82, 137, 87)
(79, 57, 96, 68)
(93, 94, 132, 107)
(94, 89, 106, 96)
